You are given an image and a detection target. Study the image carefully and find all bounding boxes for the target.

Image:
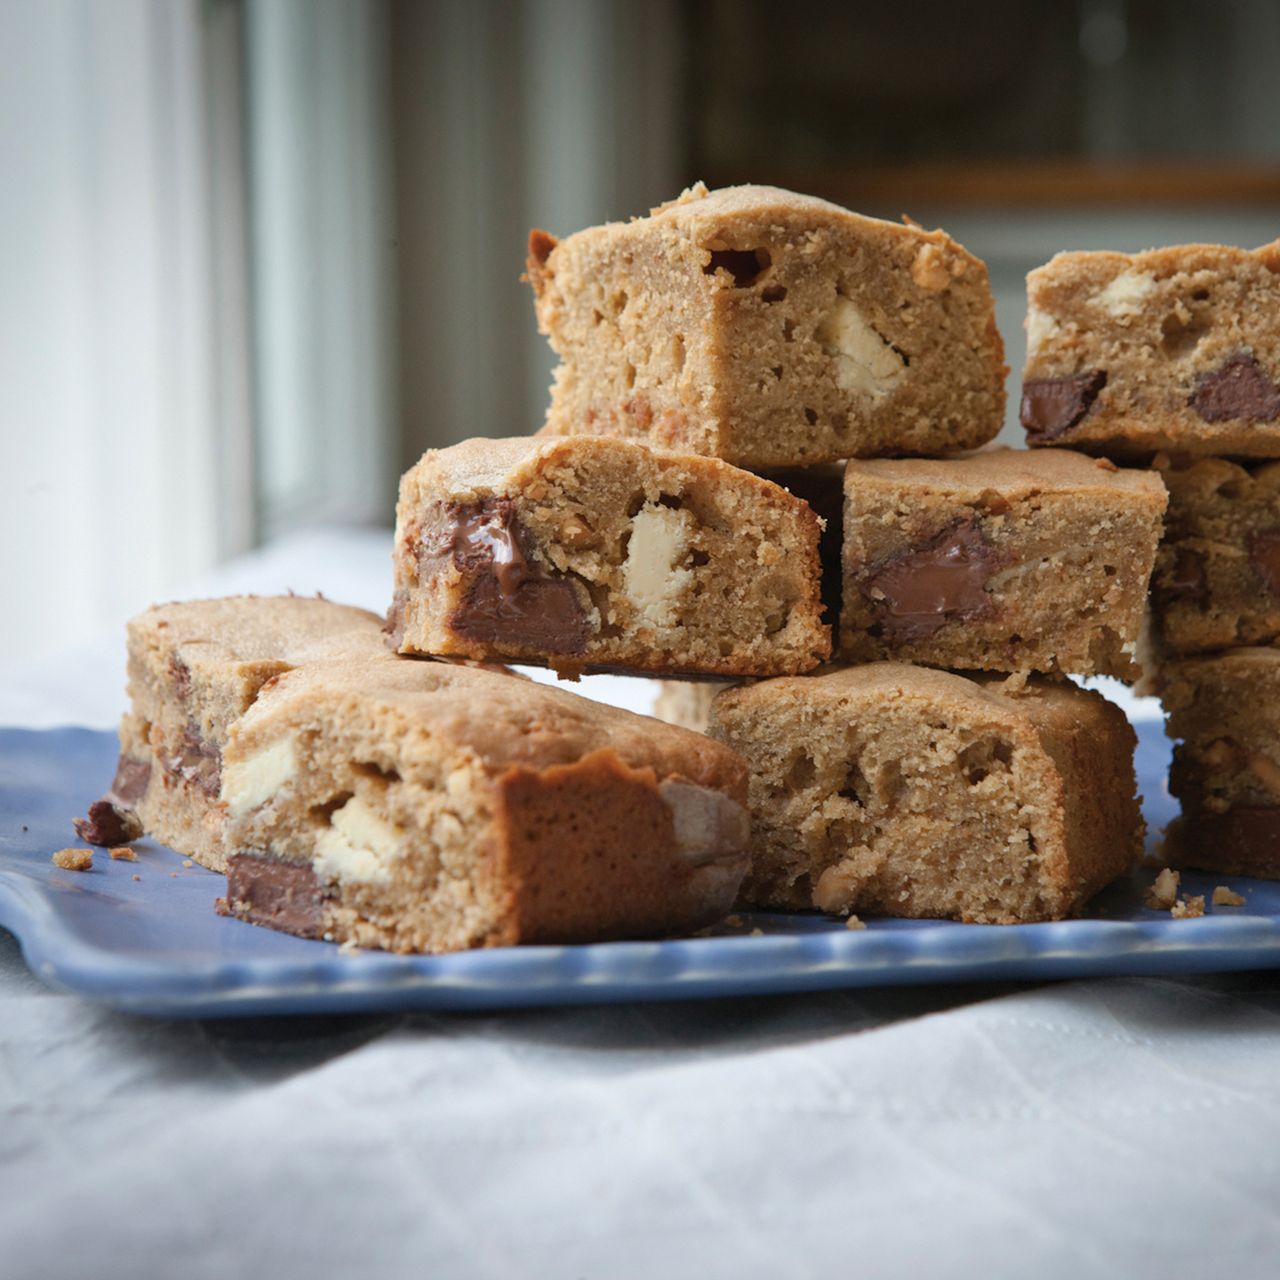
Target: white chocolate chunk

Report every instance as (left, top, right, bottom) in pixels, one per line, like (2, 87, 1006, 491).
(1025, 307, 1061, 355)
(623, 503, 694, 628)
(221, 736, 298, 816)
(1094, 270, 1156, 317)
(314, 794, 402, 885)
(816, 296, 905, 398)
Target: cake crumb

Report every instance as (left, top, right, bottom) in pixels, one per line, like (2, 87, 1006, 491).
(109, 846, 138, 862)
(182, 859, 194, 869)
(749, 927, 764, 937)
(1171, 894, 1206, 919)
(845, 915, 867, 931)
(131, 874, 141, 882)
(725, 914, 743, 927)
(52, 847, 93, 871)
(1212, 885, 1246, 907)
(1144, 867, 1180, 910)
(994, 669, 1032, 695)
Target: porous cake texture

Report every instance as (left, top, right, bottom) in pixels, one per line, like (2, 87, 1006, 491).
(528, 183, 1006, 468)
(1022, 240, 1280, 457)
(709, 664, 1143, 924)
(840, 448, 1167, 680)
(390, 435, 830, 678)
(85, 597, 386, 871)
(218, 656, 751, 953)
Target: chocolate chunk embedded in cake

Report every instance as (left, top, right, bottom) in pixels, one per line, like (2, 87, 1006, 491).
(840, 448, 1166, 680)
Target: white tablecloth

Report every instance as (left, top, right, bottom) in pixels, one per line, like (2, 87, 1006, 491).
(3, 530, 1278, 1279)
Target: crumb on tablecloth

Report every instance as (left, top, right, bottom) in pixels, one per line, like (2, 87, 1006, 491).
(1212, 885, 1246, 907)
(1171, 894, 1206, 919)
(109, 846, 137, 862)
(845, 915, 867, 931)
(52, 848, 93, 871)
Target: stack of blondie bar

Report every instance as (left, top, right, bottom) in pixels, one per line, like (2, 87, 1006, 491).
(90, 182, 1266, 952)
(1022, 240, 1280, 881)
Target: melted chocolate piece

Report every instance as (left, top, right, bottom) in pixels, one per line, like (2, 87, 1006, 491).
(1020, 369, 1107, 441)
(861, 521, 1002, 640)
(73, 753, 151, 846)
(1167, 547, 1209, 604)
(424, 498, 589, 654)
(1250, 531, 1280, 595)
(1184, 807, 1280, 876)
(219, 852, 327, 938)
(165, 728, 221, 797)
(1190, 353, 1280, 423)
(73, 799, 143, 847)
(110, 754, 152, 806)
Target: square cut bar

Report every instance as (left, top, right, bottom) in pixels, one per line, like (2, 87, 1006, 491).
(839, 448, 1167, 680)
(389, 435, 831, 678)
(77, 598, 387, 871)
(1160, 649, 1280, 878)
(1151, 457, 1280, 655)
(708, 664, 1143, 924)
(1021, 240, 1280, 458)
(527, 183, 1006, 468)
(217, 656, 750, 953)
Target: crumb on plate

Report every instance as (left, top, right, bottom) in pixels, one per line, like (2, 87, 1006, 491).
(1171, 894, 1206, 919)
(1144, 867, 1180, 910)
(52, 847, 93, 872)
(1212, 885, 1246, 907)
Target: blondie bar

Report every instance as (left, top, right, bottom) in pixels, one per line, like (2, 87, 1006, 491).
(528, 183, 1005, 467)
(1022, 240, 1280, 457)
(840, 448, 1167, 680)
(218, 655, 750, 952)
(1161, 648, 1280, 877)
(80, 597, 386, 871)
(390, 435, 830, 678)
(1151, 457, 1280, 655)
(708, 664, 1143, 923)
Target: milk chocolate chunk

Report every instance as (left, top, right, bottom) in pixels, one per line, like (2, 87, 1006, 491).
(73, 754, 151, 845)
(1190, 353, 1280, 424)
(426, 498, 589, 654)
(219, 852, 327, 938)
(1020, 369, 1107, 441)
(861, 521, 1000, 640)
(1250, 532, 1280, 594)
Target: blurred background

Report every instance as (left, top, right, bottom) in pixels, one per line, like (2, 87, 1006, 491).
(4, 0, 1280, 674)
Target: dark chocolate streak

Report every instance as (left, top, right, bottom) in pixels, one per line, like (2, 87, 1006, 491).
(424, 498, 589, 654)
(1250, 532, 1280, 595)
(1190, 353, 1280, 424)
(220, 852, 328, 938)
(73, 753, 151, 846)
(1020, 369, 1107, 441)
(861, 520, 1002, 641)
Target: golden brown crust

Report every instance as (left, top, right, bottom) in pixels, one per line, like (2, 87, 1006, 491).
(491, 748, 748, 943)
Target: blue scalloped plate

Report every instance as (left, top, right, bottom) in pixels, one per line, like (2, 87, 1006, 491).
(2, 725, 1279, 1018)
